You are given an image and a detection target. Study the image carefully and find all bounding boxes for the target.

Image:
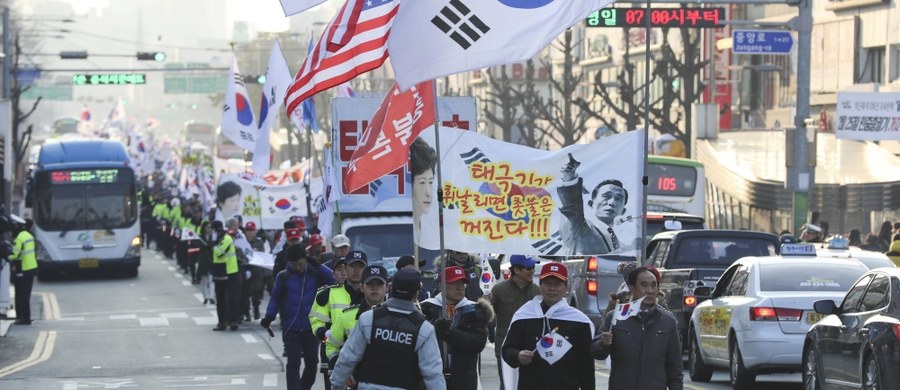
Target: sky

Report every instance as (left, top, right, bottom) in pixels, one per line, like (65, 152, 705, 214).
(69, 0, 292, 33)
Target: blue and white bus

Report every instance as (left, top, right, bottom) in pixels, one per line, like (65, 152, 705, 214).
(27, 139, 141, 278)
(646, 155, 706, 218)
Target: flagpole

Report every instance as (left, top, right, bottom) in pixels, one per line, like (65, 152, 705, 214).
(430, 78, 451, 379)
(639, 0, 652, 263)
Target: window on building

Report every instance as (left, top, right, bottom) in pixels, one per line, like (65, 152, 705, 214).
(860, 47, 885, 84)
(892, 45, 900, 82)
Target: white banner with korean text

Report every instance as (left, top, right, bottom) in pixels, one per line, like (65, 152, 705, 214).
(836, 92, 900, 141)
(414, 127, 645, 257)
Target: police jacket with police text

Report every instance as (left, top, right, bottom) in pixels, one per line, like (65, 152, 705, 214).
(266, 263, 335, 332)
(330, 298, 445, 390)
(421, 295, 493, 390)
(592, 304, 684, 390)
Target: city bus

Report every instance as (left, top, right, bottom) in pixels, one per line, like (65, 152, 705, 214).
(26, 139, 141, 278)
(646, 155, 706, 218)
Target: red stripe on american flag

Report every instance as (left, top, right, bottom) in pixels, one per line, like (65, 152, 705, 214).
(284, 0, 397, 116)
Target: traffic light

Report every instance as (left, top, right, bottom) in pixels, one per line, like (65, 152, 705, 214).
(136, 51, 166, 62)
(244, 74, 267, 84)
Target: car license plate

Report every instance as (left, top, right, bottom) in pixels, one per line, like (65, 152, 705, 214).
(78, 258, 99, 269)
(806, 312, 824, 324)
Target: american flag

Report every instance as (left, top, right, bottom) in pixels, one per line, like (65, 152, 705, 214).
(284, 0, 398, 117)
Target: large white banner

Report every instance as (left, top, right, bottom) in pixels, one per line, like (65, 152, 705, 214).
(836, 92, 900, 140)
(415, 127, 645, 256)
(216, 174, 322, 230)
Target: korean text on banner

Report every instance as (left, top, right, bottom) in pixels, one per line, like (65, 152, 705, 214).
(835, 92, 900, 141)
(222, 56, 258, 151)
(414, 127, 645, 257)
(343, 81, 435, 193)
(388, 0, 612, 89)
(284, 0, 398, 118)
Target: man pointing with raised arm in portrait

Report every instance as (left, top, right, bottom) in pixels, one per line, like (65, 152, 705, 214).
(557, 153, 628, 256)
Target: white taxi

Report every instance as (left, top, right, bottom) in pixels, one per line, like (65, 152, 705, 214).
(686, 244, 869, 390)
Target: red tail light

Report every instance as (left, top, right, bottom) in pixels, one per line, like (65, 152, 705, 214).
(683, 296, 697, 306)
(587, 257, 598, 272)
(587, 280, 598, 295)
(750, 307, 802, 321)
(893, 324, 900, 342)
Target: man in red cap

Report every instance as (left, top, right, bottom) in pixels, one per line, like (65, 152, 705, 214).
(421, 266, 493, 390)
(502, 263, 595, 390)
(306, 234, 324, 261)
(273, 227, 303, 276)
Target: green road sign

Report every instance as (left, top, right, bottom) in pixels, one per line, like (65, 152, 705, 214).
(72, 73, 146, 85)
(164, 75, 227, 94)
(21, 85, 73, 101)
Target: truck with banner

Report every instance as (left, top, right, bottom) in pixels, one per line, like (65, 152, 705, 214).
(322, 96, 477, 276)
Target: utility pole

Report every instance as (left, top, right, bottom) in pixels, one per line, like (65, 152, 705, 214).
(785, 0, 814, 235)
(2, 6, 11, 211)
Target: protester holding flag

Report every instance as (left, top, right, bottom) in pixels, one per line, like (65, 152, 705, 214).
(501, 263, 594, 390)
(491, 255, 540, 389)
(421, 266, 493, 390)
(592, 266, 684, 390)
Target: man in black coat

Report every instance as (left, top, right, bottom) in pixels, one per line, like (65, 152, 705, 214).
(421, 266, 493, 390)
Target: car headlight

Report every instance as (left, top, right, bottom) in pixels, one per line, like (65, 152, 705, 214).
(35, 239, 50, 261)
(125, 235, 141, 257)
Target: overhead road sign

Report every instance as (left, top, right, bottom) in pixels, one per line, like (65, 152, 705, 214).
(72, 73, 146, 85)
(586, 7, 725, 28)
(732, 29, 794, 55)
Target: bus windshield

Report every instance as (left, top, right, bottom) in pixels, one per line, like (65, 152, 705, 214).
(34, 169, 137, 231)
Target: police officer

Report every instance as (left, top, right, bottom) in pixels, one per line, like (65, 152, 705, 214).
(211, 220, 240, 331)
(311, 251, 366, 390)
(326, 265, 388, 380)
(10, 215, 37, 325)
(330, 269, 445, 390)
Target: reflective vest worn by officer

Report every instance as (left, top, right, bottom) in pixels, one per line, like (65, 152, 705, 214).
(213, 234, 238, 276)
(12, 229, 37, 272)
(310, 281, 363, 346)
(325, 301, 375, 362)
(354, 305, 426, 388)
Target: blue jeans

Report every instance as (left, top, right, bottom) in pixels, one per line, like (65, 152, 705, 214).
(283, 329, 319, 390)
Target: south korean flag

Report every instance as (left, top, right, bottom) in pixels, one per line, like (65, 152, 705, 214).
(535, 327, 571, 365)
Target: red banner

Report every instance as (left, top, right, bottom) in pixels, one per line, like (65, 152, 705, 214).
(343, 81, 435, 192)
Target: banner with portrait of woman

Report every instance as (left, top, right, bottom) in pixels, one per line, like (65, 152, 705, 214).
(412, 127, 645, 257)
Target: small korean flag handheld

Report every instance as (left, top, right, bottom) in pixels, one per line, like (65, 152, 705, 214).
(479, 255, 494, 294)
(612, 296, 645, 326)
(181, 227, 198, 241)
(535, 327, 572, 365)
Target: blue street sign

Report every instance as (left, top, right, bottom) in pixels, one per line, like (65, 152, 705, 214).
(732, 29, 794, 55)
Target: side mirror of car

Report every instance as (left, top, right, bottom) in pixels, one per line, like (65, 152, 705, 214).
(694, 286, 713, 298)
(813, 299, 839, 315)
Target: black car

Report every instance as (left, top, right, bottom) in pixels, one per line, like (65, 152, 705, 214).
(803, 267, 900, 390)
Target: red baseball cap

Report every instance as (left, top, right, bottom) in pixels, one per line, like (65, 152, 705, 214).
(443, 266, 468, 284)
(285, 228, 301, 240)
(245, 221, 257, 231)
(308, 234, 323, 246)
(292, 216, 306, 230)
(540, 262, 568, 282)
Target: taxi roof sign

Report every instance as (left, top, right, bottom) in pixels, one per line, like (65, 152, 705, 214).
(827, 236, 850, 250)
(781, 243, 817, 256)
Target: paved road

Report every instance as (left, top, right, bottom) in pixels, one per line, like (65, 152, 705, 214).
(0, 247, 804, 389)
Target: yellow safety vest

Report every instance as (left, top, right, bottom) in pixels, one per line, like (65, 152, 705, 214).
(213, 235, 238, 275)
(12, 230, 37, 272)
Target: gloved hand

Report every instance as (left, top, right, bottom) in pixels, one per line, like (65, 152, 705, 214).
(433, 318, 451, 336)
(260, 316, 274, 329)
(315, 327, 327, 341)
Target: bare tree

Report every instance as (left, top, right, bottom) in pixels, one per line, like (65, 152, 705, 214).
(482, 66, 518, 142)
(537, 28, 601, 147)
(513, 60, 546, 148)
(10, 34, 40, 170)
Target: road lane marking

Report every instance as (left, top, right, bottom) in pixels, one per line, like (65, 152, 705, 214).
(241, 334, 257, 343)
(139, 318, 169, 327)
(110, 314, 138, 320)
(167, 266, 175, 271)
(35, 292, 61, 321)
(181, 280, 192, 286)
(160, 312, 189, 319)
(0, 330, 57, 377)
(263, 373, 278, 387)
(258, 354, 275, 360)
(193, 317, 218, 325)
(194, 293, 204, 302)
(58, 317, 85, 321)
